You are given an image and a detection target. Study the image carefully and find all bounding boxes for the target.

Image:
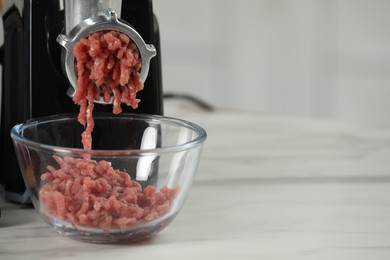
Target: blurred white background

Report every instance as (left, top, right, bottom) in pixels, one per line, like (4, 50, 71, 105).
(154, 0, 390, 126)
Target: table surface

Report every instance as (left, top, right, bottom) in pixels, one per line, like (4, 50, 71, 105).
(1, 102, 390, 260)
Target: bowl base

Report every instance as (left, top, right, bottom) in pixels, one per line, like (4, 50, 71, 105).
(45, 213, 178, 244)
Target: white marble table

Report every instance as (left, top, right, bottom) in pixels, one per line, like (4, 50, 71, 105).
(1, 102, 390, 259)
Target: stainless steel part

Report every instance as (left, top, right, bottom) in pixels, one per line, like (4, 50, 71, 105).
(57, 8, 156, 105)
(65, 0, 122, 34)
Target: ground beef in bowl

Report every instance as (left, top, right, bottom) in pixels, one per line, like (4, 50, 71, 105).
(39, 155, 179, 231)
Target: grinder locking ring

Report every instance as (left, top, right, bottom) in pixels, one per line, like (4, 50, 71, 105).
(57, 9, 157, 105)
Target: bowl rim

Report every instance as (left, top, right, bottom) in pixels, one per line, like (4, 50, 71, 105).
(10, 113, 207, 156)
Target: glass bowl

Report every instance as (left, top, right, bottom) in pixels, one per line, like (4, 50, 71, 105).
(11, 113, 207, 243)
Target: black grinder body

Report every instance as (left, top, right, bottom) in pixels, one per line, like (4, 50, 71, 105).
(0, 0, 163, 203)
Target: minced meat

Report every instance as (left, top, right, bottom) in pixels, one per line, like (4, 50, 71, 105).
(39, 31, 172, 232)
(40, 156, 179, 231)
(73, 30, 143, 150)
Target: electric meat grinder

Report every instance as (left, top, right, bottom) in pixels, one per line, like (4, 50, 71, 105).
(0, 0, 163, 203)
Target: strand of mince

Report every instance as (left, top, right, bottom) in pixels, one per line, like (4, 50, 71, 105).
(39, 31, 178, 231)
(73, 30, 144, 150)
